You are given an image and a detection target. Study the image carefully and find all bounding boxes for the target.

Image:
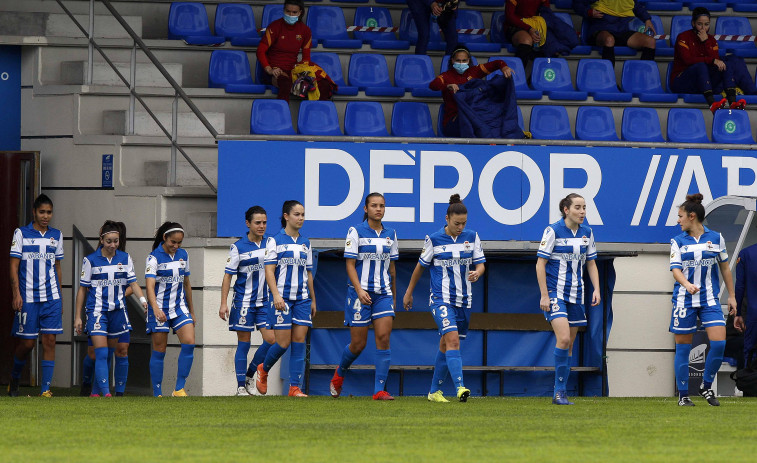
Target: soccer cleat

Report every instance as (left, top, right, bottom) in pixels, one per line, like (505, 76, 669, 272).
(115, 392, 124, 397)
(372, 390, 394, 401)
(79, 382, 92, 397)
(103, 393, 112, 398)
(330, 369, 344, 398)
(699, 386, 720, 406)
(456, 386, 471, 402)
(90, 393, 100, 397)
(427, 390, 450, 403)
(710, 99, 728, 114)
(288, 386, 308, 397)
(8, 377, 19, 397)
(730, 99, 746, 111)
(172, 389, 188, 397)
(40, 390, 53, 398)
(678, 396, 695, 407)
(254, 364, 268, 395)
(244, 375, 256, 395)
(236, 386, 250, 396)
(552, 390, 574, 405)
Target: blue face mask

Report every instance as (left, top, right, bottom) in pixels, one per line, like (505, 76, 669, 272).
(284, 14, 299, 25)
(453, 62, 469, 74)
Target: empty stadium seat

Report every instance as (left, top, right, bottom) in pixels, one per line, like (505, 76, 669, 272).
(465, 0, 505, 6)
(440, 55, 478, 74)
(348, 54, 405, 96)
(643, 2, 684, 12)
(667, 108, 710, 143)
(715, 17, 756, 51)
(310, 52, 358, 96)
(208, 50, 265, 93)
(456, 10, 501, 52)
(250, 100, 294, 135)
(307, 6, 362, 48)
(576, 59, 632, 101)
(487, 57, 542, 99)
(621, 61, 677, 102)
(391, 102, 435, 137)
(345, 102, 388, 136)
(375, 0, 405, 3)
(682, 2, 726, 13)
(168, 2, 225, 45)
(490, 11, 506, 44)
(399, 9, 445, 50)
(712, 109, 755, 144)
(575, 106, 618, 141)
(298, 100, 342, 136)
(529, 105, 573, 140)
(394, 55, 440, 97)
(353, 6, 409, 50)
(261, 4, 284, 28)
(438, 103, 446, 137)
(215, 3, 260, 46)
(531, 58, 587, 100)
(621, 107, 665, 142)
(669, 15, 698, 47)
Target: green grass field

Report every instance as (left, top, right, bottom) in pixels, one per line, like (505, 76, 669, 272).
(2, 389, 756, 462)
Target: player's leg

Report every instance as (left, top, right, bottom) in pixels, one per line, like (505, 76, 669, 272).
(228, 301, 253, 394)
(256, 302, 293, 395)
(699, 306, 727, 405)
(550, 316, 572, 405)
(113, 333, 129, 396)
(593, 31, 617, 65)
(38, 299, 63, 396)
(173, 317, 196, 396)
(247, 304, 275, 378)
(149, 331, 168, 397)
(80, 339, 95, 396)
(428, 336, 449, 402)
(91, 334, 110, 396)
(442, 329, 468, 402)
(9, 338, 35, 397)
(288, 300, 312, 397)
(334, 289, 371, 397)
(372, 314, 393, 400)
(624, 30, 655, 59)
(671, 303, 698, 406)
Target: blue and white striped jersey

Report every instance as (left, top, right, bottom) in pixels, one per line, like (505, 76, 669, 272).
(670, 227, 728, 308)
(265, 229, 313, 301)
(344, 221, 399, 295)
(418, 228, 485, 308)
(537, 219, 597, 304)
(225, 235, 268, 308)
(145, 244, 191, 318)
(10, 223, 64, 303)
(80, 249, 137, 312)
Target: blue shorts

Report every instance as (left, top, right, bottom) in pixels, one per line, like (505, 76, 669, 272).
(88, 331, 130, 346)
(12, 299, 63, 339)
(268, 299, 312, 330)
(544, 297, 587, 327)
(86, 308, 132, 337)
(430, 299, 470, 339)
(229, 300, 270, 332)
(146, 308, 194, 334)
(669, 304, 726, 334)
(344, 287, 395, 327)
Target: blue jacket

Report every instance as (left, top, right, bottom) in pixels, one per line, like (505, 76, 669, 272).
(453, 75, 525, 139)
(736, 243, 757, 316)
(540, 6, 580, 57)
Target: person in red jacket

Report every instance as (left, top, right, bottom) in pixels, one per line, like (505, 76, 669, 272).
(670, 7, 754, 113)
(505, 0, 551, 67)
(429, 45, 514, 137)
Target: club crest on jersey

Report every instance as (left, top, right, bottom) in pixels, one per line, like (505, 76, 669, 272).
(442, 318, 450, 327)
(464, 241, 471, 251)
(118, 263, 124, 271)
(582, 236, 588, 245)
(239, 317, 246, 324)
(296, 34, 302, 41)
(345, 239, 351, 248)
(18, 325, 24, 333)
(302, 243, 308, 251)
(179, 259, 185, 268)
(49, 238, 56, 246)
(94, 323, 101, 330)
(277, 314, 284, 324)
(706, 241, 714, 250)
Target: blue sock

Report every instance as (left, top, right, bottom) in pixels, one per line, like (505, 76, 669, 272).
(289, 342, 306, 388)
(149, 350, 165, 397)
(82, 354, 94, 384)
(114, 356, 128, 395)
(249, 341, 273, 376)
(675, 343, 692, 398)
(703, 340, 726, 389)
(107, 347, 115, 383)
(12, 356, 26, 380)
(94, 347, 109, 395)
(337, 344, 359, 377)
(430, 350, 448, 393)
(263, 342, 288, 372)
(445, 349, 464, 389)
(175, 344, 195, 391)
(554, 347, 570, 393)
(235, 341, 251, 387)
(41, 360, 54, 394)
(374, 349, 391, 394)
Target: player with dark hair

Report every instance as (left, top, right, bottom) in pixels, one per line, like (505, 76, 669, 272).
(669, 193, 737, 406)
(536, 193, 600, 405)
(403, 194, 485, 403)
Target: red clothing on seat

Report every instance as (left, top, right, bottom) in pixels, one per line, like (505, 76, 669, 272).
(505, 0, 550, 31)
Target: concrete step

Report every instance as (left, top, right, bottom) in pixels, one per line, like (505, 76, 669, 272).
(103, 110, 224, 137)
(0, 12, 142, 38)
(60, 61, 182, 87)
(143, 160, 218, 188)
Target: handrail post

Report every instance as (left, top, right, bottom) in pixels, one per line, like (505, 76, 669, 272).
(171, 92, 178, 187)
(129, 43, 136, 135)
(87, 0, 94, 85)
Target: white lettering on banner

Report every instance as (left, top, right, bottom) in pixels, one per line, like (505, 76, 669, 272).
(549, 153, 603, 224)
(420, 151, 473, 222)
(631, 155, 661, 226)
(370, 150, 415, 222)
(305, 149, 364, 221)
(649, 155, 679, 226)
(723, 156, 757, 196)
(665, 156, 713, 226)
(478, 151, 544, 224)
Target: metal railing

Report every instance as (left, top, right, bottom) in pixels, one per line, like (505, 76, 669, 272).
(54, 0, 218, 193)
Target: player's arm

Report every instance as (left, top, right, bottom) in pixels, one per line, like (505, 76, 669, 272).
(389, 261, 397, 309)
(671, 269, 699, 294)
(129, 281, 148, 311)
(586, 259, 601, 306)
(9, 257, 22, 311)
(535, 257, 550, 312)
(403, 263, 425, 310)
(74, 285, 88, 335)
(346, 259, 371, 305)
(145, 277, 165, 322)
(55, 261, 63, 310)
(265, 264, 285, 310)
(718, 261, 738, 316)
(220, 273, 233, 320)
(307, 270, 317, 318)
(184, 275, 195, 320)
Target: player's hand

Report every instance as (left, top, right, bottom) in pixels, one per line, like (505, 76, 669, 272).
(591, 290, 601, 307)
(273, 294, 286, 311)
(591, 10, 604, 19)
(644, 20, 656, 36)
(540, 294, 551, 312)
(714, 59, 726, 71)
(734, 315, 745, 332)
(501, 66, 513, 78)
(727, 297, 738, 316)
(446, 83, 460, 93)
(311, 301, 317, 318)
(685, 283, 700, 295)
(529, 28, 541, 44)
(12, 293, 23, 312)
(153, 308, 167, 323)
(74, 317, 83, 335)
(696, 29, 708, 42)
(403, 292, 413, 311)
(219, 303, 229, 321)
(468, 269, 482, 282)
(357, 288, 372, 305)
(431, 2, 443, 16)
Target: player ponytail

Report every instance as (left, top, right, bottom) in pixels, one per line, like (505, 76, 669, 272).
(446, 194, 467, 217)
(99, 220, 127, 252)
(152, 221, 184, 250)
(280, 200, 303, 228)
(362, 192, 385, 221)
(559, 193, 584, 219)
(680, 193, 705, 223)
(245, 205, 267, 222)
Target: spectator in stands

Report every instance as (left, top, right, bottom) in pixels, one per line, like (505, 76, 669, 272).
(735, 240, 757, 368)
(407, 0, 459, 55)
(573, 0, 655, 65)
(670, 7, 755, 113)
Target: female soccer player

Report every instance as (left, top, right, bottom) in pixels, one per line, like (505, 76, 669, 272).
(330, 193, 399, 400)
(403, 194, 485, 403)
(74, 221, 148, 396)
(145, 222, 196, 397)
(219, 206, 276, 396)
(669, 193, 737, 407)
(8, 194, 63, 397)
(254, 200, 317, 397)
(536, 193, 600, 405)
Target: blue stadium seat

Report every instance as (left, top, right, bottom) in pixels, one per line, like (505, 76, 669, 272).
(215, 3, 260, 46)
(643, 2, 684, 12)
(456, 10, 501, 52)
(307, 6, 362, 48)
(576, 59, 632, 101)
(621, 60, 678, 102)
(298, 100, 342, 136)
(353, 6, 410, 50)
(670, 15, 697, 47)
(440, 55, 478, 74)
(399, 9, 445, 50)
(575, 106, 618, 141)
(712, 109, 755, 144)
(464, 0, 505, 6)
(438, 103, 446, 137)
(629, 15, 670, 54)
(715, 17, 756, 52)
(531, 58, 587, 100)
(261, 4, 284, 28)
(666, 108, 710, 143)
(310, 52, 358, 96)
(331, 0, 369, 3)
(250, 100, 294, 135)
(621, 107, 665, 142)
(490, 11, 506, 44)
(682, 2, 726, 13)
(168, 2, 225, 45)
(487, 57, 542, 99)
(529, 105, 573, 140)
(208, 50, 266, 93)
(392, 102, 435, 137)
(348, 54, 405, 96)
(345, 102, 388, 136)
(253, 61, 278, 93)
(394, 55, 440, 97)
(553, 0, 572, 7)
(376, 0, 405, 3)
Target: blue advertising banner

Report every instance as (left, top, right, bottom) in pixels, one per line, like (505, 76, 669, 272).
(218, 141, 757, 243)
(102, 154, 113, 188)
(0, 46, 21, 150)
